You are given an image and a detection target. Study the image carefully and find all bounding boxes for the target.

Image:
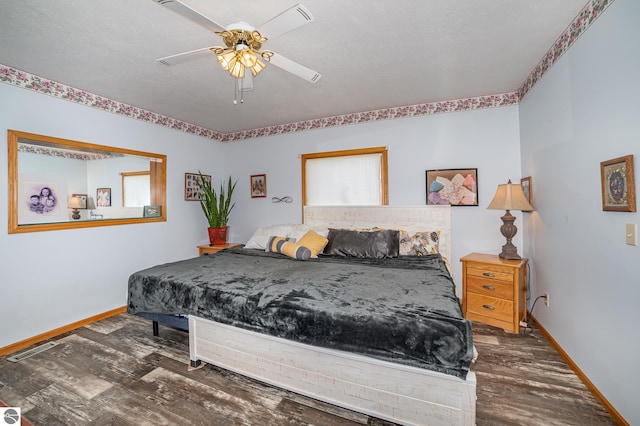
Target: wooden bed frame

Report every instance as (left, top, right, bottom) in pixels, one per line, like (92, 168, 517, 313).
(188, 205, 476, 426)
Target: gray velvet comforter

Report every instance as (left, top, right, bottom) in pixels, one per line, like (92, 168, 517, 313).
(127, 248, 473, 379)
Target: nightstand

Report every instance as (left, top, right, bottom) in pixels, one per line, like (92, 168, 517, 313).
(460, 252, 527, 333)
(198, 243, 242, 256)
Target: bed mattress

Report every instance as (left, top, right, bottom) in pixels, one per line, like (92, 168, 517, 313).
(127, 248, 473, 379)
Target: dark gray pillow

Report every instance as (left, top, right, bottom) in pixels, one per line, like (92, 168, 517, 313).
(324, 229, 400, 258)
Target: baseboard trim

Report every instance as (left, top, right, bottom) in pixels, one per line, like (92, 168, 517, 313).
(0, 306, 127, 356)
(529, 314, 628, 426)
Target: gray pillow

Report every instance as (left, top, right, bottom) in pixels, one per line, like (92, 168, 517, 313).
(324, 229, 399, 258)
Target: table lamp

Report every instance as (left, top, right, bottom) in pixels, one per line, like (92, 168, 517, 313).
(487, 180, 533, 259)
(68, 196, 83, 220)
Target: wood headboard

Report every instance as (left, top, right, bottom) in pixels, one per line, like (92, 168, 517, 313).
(303, 205, 451, 261)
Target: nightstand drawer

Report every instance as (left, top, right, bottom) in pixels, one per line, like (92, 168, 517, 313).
(467, 276, 514, 299)
(466, 293, 513, 323)
(466, 265, 513, 282)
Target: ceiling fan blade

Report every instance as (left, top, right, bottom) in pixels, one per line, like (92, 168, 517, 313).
(267, 52, 321, 83)
(157, 47, 215, 66)
(154, 0, 226, 33)
(256, 4, 313, 41)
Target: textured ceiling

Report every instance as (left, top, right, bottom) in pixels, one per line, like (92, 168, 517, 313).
(0, 0, 591, 136)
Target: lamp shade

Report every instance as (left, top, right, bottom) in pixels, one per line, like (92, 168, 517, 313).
(86, 197, 97, 210)
(68, 196, 84, 209)
(487, 180, 533, 212)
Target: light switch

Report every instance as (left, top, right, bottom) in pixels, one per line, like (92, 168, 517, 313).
(627, 224, 637, 246)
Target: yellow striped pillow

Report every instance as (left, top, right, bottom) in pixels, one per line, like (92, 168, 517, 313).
(266, 236, 311, 260)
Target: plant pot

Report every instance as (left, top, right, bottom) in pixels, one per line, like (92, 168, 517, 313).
(207, 226, 228, 245)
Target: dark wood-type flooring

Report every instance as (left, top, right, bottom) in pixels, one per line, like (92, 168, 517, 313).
(0, 314, 616, 425)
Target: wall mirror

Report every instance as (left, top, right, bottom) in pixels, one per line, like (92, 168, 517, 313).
(8, 129, 166, 233)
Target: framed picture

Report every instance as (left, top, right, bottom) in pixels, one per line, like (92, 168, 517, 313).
(251, 174, 267, 198)
(20, 180, 68, 224)
(600, 155, 636, 212)
(96, 188, 111, 207)
(143, 205, 162, 218)
(426, 168, 478, 206)
(72, 194, 88, 209)
(185, 172, 210, 201)
(520, 177, 533, 210)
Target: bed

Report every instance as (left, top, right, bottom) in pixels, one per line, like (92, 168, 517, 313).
(127, 205, 476, 426)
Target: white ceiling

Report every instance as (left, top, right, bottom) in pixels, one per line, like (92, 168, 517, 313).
(0, 0, 589, 135)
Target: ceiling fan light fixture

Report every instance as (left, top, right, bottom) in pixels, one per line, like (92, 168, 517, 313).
(239, 49, 258, 68)
(249, 59, 266, 76)
(216, 49, 236, 71)
(217, 41, 266, 79)
(229, 59, 245, 79)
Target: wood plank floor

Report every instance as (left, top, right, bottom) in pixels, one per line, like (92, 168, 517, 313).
(0, 314, 616, 425)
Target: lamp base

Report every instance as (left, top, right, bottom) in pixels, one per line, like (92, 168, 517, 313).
(498, 210, 521, 260)
(499, 243, 521, 260)
(71, 208, 81, 220)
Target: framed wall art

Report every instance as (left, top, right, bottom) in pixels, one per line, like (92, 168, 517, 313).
(185, 172, 210, 201)
(251, 174, 266, 198)
(520, 176, 532, 209)
(97, 188, 111, 207)
(426, 168, 478, 206)
(143, 205, 162, 218)
(19, 179, 68, 224)
(600, 155, 636, 212)
(72, 193, 88, 209)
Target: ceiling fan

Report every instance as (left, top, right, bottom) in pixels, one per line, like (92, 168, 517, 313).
(153, 0, 321, 103)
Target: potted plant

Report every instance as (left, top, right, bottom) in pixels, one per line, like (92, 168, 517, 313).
(197, 173, 237, 245)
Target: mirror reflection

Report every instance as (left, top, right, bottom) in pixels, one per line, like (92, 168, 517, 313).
(8, 130, 166, 233)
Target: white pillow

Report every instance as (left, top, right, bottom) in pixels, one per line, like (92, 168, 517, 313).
(244, 224, 311, 249)
(309, 226, 329, 238)
(286, 224, 312, 241)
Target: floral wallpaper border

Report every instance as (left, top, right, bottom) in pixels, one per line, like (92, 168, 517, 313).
(0, 0, 613, 143)
(18, 143, 114, 161)
(518, 0, 613, 99)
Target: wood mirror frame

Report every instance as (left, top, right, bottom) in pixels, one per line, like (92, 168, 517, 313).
(8, 129, 166, 233)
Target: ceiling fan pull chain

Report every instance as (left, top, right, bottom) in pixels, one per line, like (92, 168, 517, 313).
(233, 79, 245, 105)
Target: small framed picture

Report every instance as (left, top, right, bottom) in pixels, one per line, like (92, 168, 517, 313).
(96, 188, 111, 207)
(426, 168, 478, 206)
(72, 194, 88, 209)
(600, 155, 636, 212)
(250, 174, 266, 198)
(143, 205, 162, 218)
(520, 177, 532, 210)
(185, 172, 210, 201)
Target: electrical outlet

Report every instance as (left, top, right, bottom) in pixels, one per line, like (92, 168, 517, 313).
(544, 292, 549, 307)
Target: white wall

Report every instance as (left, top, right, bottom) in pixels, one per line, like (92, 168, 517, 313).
(519, 0, 639, 423)
(0, 77, 524, 352)
(0, 83, 226, 347)
(222, 106, 523, 291)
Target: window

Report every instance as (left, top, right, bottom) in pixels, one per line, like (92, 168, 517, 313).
(122, 171, 151, 207)
(302, 147, 388, 206)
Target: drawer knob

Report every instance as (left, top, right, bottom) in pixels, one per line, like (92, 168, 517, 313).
(482, 304, 495, 310)
(482, 285, 495, 291)
(482, 272, 495, 278)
